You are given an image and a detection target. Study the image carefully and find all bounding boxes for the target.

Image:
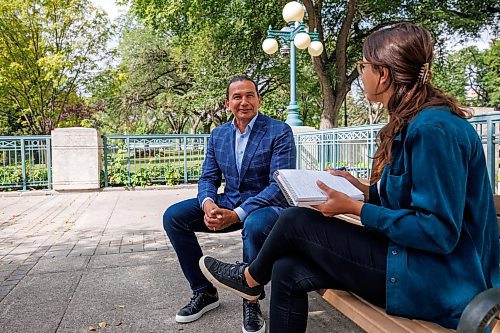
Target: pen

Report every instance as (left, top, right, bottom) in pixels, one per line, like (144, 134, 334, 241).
(335, 167, 347, 171)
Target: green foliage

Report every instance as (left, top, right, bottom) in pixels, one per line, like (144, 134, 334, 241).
(124, 0, 300, 129)
(123, 0, 498, 130)
(433, 50, 468, 104)
(104, 149, 184, 187)
(0, 164, 48, 190)
(433, 41, 500, 108)
(0, 0, 112, 134)
(477, 41, 500, 108)
(90, 24, 198, 135)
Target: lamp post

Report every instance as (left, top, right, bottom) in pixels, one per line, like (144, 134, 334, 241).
(262, 1, 324, 126)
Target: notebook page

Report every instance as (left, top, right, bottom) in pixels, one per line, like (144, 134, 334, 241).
(279, 170, 363, 201)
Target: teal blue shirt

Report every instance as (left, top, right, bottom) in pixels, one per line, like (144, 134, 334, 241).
(361, 107, 500, 329)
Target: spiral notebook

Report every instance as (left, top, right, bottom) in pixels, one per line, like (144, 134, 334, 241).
(274, 169, 364, 207)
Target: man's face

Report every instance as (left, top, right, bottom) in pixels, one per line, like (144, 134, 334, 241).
(225, 80, 262, 124)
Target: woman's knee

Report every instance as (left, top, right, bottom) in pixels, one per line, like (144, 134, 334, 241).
(276, 207, 321, 231)
(272, 256, 330, 294)
(272, 257, 303, 289)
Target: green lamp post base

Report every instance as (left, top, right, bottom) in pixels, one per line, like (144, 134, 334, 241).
(286, 104, 303, 126)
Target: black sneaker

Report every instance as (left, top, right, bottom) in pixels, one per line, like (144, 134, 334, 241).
(199, 255, 262, 301)
(242, 299, 266, 333)
(175, 291, 220, 323)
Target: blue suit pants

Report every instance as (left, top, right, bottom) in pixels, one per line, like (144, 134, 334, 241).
(163, 197, 279, 296)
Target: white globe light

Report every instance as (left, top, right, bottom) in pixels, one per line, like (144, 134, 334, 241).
(262, 38, 279, 54)
(282, 1, 304, 23)
(294, 32, 311, 49)
(308, 40, 324, 56)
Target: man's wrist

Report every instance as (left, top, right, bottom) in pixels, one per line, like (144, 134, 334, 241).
(202, 197, 214, 211)
(233, 207, 246, 222)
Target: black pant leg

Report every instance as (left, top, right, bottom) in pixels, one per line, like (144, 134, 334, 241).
(248, 207, 388, 307)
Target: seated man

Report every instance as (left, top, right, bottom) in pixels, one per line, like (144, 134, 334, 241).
(163, 75, 296, 333)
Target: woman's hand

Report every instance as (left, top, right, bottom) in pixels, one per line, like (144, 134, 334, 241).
(312, 180, 364, 217)
(326, 166, 369, 200)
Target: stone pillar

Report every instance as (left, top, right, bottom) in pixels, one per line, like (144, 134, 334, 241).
(51, 127, 102, 190)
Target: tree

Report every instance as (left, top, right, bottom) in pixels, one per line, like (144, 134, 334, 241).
(126, 0, 294, 131)
(303, 0, 499, 128)
(433, 41, 500, 108)
(0, 0, 111, 134)
(125, 0, 498, 129)
(474, 41, 500, 108)
(346, 79, 386, 126)
(90, 24, 201, 134)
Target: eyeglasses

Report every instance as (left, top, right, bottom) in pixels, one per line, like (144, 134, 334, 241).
(355, 61, 372, 75)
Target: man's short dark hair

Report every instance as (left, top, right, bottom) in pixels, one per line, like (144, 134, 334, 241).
(226, 75, 259, 99)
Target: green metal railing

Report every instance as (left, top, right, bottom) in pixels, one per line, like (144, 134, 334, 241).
(0, 136, 52, 191)
(469, 113, 500, 192)
(294, 123, 383, 179)
(102, 135, 210, 187)
(1, 113, 499, 192)
(293, 113, 500, 193)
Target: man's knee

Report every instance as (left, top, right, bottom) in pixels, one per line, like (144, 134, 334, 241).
(163, 199, 198, 234)
(242, 208, 279, 241)
(163, 205, 176, 233)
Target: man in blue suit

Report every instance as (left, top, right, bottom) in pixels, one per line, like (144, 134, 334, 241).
(163, 75, 296, 333)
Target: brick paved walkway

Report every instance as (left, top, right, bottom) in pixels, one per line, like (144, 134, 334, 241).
(0, 188, 362, 332)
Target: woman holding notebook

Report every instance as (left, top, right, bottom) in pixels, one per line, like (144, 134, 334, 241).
(199, 22, 499, 332)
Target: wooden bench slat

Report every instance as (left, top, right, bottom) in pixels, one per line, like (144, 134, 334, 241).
(352, 294, 446, 333)
(321, 289, 408, 333)
(492, 319, 500, 333)
(321, 289, 453, 333)
(336, 214, 363, 226)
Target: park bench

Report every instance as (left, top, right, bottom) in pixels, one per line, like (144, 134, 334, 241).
(318, 196, 500, 333)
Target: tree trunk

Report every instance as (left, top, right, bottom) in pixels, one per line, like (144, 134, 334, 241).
(190, 115, 202, 134)
(307, 0, 357, 129)
(319, 82, 338, 129)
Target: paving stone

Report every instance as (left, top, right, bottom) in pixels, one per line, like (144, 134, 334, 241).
(0, 189, 364, 333)
(1, 279, 20, 286)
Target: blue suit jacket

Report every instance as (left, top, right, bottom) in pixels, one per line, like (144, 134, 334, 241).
(197, 113, 296, 218)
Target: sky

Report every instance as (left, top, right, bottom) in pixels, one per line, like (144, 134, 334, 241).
(90, 0, 128, 21)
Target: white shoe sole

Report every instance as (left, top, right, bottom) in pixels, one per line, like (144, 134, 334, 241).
(175, 300, 220, 323)
(199, 255, 260, 301)
(242, 321, 266, 333)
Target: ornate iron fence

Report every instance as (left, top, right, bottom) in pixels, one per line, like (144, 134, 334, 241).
(1, 113, 500, 192)
(294, 113, 500, 193)
(294, 124, 382, 179)
(102, 135, 210, 187)
(0, 136, 52, 190)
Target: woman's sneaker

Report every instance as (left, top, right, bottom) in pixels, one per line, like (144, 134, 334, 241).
(175, 290, 219, 323)
(199, 255, 263, 301)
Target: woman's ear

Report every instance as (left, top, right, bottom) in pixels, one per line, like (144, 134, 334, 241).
(379, 67, 391, 85)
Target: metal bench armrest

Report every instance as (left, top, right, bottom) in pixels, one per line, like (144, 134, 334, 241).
(457, 287, 500, 333)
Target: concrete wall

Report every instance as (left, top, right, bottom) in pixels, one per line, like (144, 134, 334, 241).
(51, 128, 102, 190)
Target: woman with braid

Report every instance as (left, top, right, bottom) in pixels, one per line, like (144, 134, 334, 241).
(199, 23, 500, 332)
